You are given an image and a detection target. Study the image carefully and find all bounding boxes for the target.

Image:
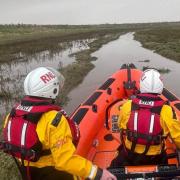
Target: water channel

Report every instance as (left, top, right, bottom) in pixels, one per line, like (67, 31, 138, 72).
(0, 32, 180, 117)
(64, 32, 180, 114)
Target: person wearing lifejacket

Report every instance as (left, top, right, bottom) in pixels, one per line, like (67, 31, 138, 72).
(113, 69, 180, 165)
(1, 67, 117, 180)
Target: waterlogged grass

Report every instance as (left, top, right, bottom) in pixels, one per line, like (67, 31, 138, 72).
(0, 25, 101, 45)
(134, 25, 180, 62)
(0, 23, 136, 63)
(0, 23, 180, 62)
(0, 24, 137, 45)
(0, 91, 12, 99)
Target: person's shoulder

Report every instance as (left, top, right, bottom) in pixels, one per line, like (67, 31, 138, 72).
(121, 99, 132, 110)
(161, 104, 177, 119)
(40, 110, 61, 125)
(123, 99, 132, 106)
(45, 110, 69, 127)
(162, 104, 172, 111)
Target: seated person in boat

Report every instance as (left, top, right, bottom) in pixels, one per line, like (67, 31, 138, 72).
(112, 69, 180, 166)
(1, 67, 116, 180)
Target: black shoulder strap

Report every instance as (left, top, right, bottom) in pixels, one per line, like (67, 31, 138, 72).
(171, 107, 177, 119)
(9, 107, 42, 124)
(23, 113, 43, 124)
(51, 111, 63, 127)
(131, 101, 139, 111)
(151, 100, 167, 115)
(151, 106, 163, 115)
(9, 108, 16, 117)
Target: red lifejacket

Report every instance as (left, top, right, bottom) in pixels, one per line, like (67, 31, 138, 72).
(125, 93, 166, 155)
(1, 96, 80, 162)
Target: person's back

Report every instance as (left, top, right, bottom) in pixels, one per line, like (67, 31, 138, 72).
(112, 69, 180, 166)
(1, 67, 117, 180)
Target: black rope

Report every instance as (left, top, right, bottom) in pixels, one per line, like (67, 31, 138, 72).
(12, 156, 25, 179)
(105, 99, 122, 129)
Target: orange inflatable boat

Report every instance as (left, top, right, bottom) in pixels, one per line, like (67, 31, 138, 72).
(70, 64, 180, 179)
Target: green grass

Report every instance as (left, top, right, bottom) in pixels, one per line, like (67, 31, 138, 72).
(0, 24, 126, 46)
(1, 22, 180, 63)
(0, 24, 125, 63)
(134, 25, 180, 62)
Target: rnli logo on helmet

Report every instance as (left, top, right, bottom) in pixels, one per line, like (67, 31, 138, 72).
(40, 72, 56, 84)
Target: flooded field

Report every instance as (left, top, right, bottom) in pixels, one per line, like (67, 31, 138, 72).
(65, 33, 180, 114)
(0, 39, 92, 116)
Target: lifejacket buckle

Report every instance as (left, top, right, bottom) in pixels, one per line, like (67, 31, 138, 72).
(5, 143, 12, 151)
(147, 136, 152, 141)
(133, 132, 138, 139)
(29, 149, 36, 160)
(126, 130, 133, 138)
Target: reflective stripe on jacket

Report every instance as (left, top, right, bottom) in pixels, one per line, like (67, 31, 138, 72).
(118, 100, 180, 155)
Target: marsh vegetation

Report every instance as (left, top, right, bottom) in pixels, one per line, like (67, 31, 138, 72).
(134, 24, 180, 62)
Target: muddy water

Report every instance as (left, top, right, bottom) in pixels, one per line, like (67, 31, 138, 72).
(0, 40, 92, 116)
(64, 32, 180, 114)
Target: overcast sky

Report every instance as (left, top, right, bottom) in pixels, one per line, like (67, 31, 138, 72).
(0, 0, 180, 25)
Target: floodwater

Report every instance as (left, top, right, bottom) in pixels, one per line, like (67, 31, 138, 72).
(64, 32, 180, 114)
(0, 39, 92, 116)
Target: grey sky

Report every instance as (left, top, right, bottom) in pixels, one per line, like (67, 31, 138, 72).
(0, 0, 180, 24)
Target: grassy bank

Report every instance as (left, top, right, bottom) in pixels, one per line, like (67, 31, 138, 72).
(1, 23, 179, 45)
(0, 23, 144, 45)
(1, 22, 180, 63)
(0, 24, 125, 63)
(134, 25, 180, 62)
